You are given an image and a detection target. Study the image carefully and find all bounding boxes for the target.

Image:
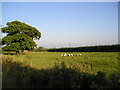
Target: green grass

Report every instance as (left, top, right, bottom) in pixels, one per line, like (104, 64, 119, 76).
(2, 52, 120, 88)
(4, 52, 119, 74)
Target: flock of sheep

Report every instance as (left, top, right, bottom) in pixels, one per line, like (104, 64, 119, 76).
(38, 52, 82, 57)
(61, 53, 81, 57)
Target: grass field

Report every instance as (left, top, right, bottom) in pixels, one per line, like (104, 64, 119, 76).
(3, 52, 119, 74)
(2, 52, 120, 88)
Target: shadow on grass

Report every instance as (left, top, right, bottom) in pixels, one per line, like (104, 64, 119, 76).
(2, 57, 120, 88)
(3, 52, 16, 55)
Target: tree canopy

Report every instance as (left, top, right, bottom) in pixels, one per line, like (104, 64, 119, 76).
(35, 46, 46, 51)
(2, 20, 41, 54)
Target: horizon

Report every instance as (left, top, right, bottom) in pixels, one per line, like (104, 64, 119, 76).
(41, 44, 119, 49)
(2, 2, 118, 48)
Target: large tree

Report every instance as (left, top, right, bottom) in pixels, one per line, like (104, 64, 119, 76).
(2, 20, 41, 54)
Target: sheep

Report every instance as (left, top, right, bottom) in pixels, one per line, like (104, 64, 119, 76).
(68, 54, 71, 56)
(61, 53, 75, 57)
(61, 53, 67, 57)
(64, 53, 67, 56)
(76, 54, 79, 56)
(70, 54, 73, 56)
(76, 53, 81, 56)
(67, 54, 73, 56)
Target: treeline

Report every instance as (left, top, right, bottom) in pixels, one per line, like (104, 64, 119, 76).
(48, 44, 120, 52)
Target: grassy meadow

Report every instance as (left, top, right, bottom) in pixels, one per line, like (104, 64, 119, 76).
(2, 51, 120, 88)
(3, 52, 119, 74)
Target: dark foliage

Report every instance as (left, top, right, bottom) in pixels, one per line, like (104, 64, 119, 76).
(48, 44, 120, 52)
(2, 20, 41, 54)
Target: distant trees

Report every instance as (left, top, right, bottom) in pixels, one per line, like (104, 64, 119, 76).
(48, 44, 120, 52)
(35, 46, 46, 51)
(2, 20, 41, 54)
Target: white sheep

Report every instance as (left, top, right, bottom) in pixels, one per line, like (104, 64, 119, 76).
(61, 53, 75, 57)
(68, 54, 70, 56)
(76, 54, 79, 56)
(76, 53, 81, 56)
(64, 53, 67, 56)
(70, 54, 73, 56)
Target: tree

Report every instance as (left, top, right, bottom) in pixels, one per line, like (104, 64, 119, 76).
(35, 46, 46, 51)
(2, 20, 41, 54)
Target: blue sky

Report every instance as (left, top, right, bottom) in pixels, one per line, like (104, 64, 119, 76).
(2, 2, 118, 48)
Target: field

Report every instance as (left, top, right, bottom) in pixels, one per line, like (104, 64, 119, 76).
(2, 52, 120, 88)
(3, 52, 119, 74)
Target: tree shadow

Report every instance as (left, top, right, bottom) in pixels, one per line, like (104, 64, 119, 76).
(3, 52, 16, 55)
(2, 57, 120, 88)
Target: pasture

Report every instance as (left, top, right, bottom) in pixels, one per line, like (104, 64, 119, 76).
(2, 52, 120, 88)
(3, 52, 119, 74)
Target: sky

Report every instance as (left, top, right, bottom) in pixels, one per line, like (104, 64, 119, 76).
(2, 2, 118, 48)
(1, 0, 120, 2)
